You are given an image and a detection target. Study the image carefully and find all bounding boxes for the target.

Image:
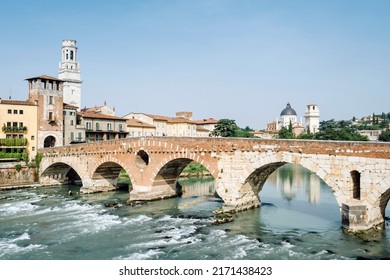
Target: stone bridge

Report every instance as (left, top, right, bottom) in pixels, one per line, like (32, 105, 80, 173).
(38, 137, 390, 232)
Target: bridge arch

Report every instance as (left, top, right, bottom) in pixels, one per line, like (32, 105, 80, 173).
(40, 162, 83, 186)
(150, 156, 218, 197)
(87, 157, 134, 193)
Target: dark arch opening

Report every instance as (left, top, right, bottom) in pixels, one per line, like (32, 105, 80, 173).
(155, 158, 217, 198)
(92, 162, 132, 192)
(351, 170, 361, 200)
(41, 162, 81, 186)
(379, 189, 390, 228)
(135, 150, 149, 168)
(44, 136, 56, 148)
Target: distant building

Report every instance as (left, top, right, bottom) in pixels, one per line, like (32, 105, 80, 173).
(0, 99, 38, 161)
(279, 103, 299, 129)
(194, 118, 218, 136)
(265, 103, 320, 136)
(77, 112, 128, 142)
(123, 112, 217, 137)
(304, 104, 320, 133)
(126, 118, 155, 137)
(63, 103, 85, 145)
(81, 101, 116, 116)
(358, 130, 382, 141)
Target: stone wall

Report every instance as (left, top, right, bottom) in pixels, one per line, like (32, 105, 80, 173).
(0, 163, 37, 187)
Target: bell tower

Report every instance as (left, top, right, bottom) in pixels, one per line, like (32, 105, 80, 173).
(58, 39, 82, 109)
(304, 104, 320, 133)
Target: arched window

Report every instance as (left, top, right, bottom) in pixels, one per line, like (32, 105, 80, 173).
(70, 50, 74, 60)
(351, 170, 361, 200)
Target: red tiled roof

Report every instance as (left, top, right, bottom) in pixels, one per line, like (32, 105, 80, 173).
(25, 75, 63, 82)
(126, 119, 155, 128)
(77, 112, 126, 121)
(194, 118, 219, 125)
(0, 99, 36, 106)
(144, 113, 171, 121)
(167, 117, 197, 124)
(63, 103, 79, 109)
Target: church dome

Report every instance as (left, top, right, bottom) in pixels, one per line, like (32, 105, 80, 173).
(280, 103, 297, 116)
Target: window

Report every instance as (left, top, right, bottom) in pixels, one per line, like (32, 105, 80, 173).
(13, 122, 17, 127)
(7, 109, 11, 114)
(96, 123, 100, 130)
(19, 110, 23, 114)
(7, 122, 11, 127)
(48, 112, 54, 121)
(49, 96, 53, 105)
(107, 123, 112, 131)
(119, 124, 123, 131)
(70, 120, 74, 126)
(70, 132, 74, 141)
(64, 111, 66, 115)
(19, 122, 23, 127)
(6, 134, 11, 138)
(31, 135, 35, 140)
(32, 147, 35, 151)
(13, 110, 18, 114)
(351, 171, 361, 200)
(78, 132, 82, 141)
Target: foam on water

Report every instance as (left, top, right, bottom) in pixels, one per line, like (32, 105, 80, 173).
(123, 215, 153, 225)
(0, 232, 46, 258)
(115, 249, 164, 260)
(0, 201, 39, 216)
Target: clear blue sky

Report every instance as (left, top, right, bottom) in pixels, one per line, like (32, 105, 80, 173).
(1, 0, 389, 129)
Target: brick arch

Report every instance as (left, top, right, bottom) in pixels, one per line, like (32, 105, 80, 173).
(40, 161, 84, 186)
(90, 156, 134, 187)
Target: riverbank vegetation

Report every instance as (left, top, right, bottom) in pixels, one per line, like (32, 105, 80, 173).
(210, 119, 254, 138)
(279, 119, 369, 141)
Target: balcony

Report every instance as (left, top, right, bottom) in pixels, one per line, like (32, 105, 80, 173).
(2, 126, 28, 133)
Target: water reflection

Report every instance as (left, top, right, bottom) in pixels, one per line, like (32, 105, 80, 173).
(266, 164, 323, 204)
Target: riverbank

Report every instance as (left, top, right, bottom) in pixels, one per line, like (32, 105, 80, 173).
(0, 162, 38, 190)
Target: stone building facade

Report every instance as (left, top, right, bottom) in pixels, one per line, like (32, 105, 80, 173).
(27, 75, 64, 148)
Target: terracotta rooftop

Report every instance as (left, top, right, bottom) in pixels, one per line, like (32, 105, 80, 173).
(167, 117, 197, 124)
(126, 119, 155, 128)
(25, 75, 63, 82)
(194, 118, 219, 125)
(77, 112, 126, 121)
(144, 113, 171, 121)
(0, 99, 36, 106)
(63, 103, 79, 109)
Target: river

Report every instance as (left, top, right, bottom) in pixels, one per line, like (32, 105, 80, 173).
(0, 164, 389, 260)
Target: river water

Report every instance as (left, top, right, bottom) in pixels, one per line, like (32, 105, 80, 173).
(0, 164, 389, 260)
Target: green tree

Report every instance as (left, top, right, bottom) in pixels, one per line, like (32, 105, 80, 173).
(278, 127, 295, 139)
(378, 130, 390, 142)
(210, 119, 240, 137)
(210, 119, 254, 138)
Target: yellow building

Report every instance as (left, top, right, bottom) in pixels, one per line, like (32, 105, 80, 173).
(126, 118, 155, 137)
(0, 99, 38, 161)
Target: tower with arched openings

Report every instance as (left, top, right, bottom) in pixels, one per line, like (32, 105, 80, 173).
(58, 39, 82, 110)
